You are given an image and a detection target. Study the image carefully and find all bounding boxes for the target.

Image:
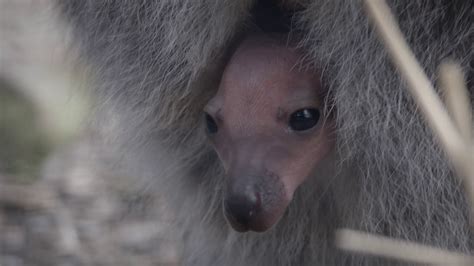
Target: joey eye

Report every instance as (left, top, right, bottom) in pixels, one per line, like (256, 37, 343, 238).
(289, 108, 320, 131)
(205, 113, 218, 134)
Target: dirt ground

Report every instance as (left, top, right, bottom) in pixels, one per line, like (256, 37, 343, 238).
(0, 1, 179, 265)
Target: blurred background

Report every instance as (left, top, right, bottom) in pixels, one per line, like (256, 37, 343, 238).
(0, 1, 178, 265)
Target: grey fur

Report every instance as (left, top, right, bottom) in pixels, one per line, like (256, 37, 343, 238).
(57, 0, 473, 265)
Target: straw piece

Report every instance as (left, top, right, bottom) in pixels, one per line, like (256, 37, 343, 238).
(364, 0, 474, 226)
(344, 1, 474, 265)
(438, 60, 474, 218)
(0, 182, 54, 210)
(364, 0, 466, 166)
(335, 229, 473, 265)
(438, 61, 472, 144)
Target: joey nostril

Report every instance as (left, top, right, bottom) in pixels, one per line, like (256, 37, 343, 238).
(224, 192, 261, 232)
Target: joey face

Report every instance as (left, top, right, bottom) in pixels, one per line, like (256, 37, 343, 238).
(204, 36, 335, 232)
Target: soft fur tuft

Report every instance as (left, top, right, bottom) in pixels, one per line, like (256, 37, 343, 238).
(58, 1, 473, 265)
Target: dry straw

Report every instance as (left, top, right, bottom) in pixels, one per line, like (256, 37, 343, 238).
(335, 0, 474, 265)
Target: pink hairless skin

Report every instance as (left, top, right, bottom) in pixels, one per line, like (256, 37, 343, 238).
(204, 35, 335, 232)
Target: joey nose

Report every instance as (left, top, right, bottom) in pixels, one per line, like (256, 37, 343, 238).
(224, 192, 261, 232)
